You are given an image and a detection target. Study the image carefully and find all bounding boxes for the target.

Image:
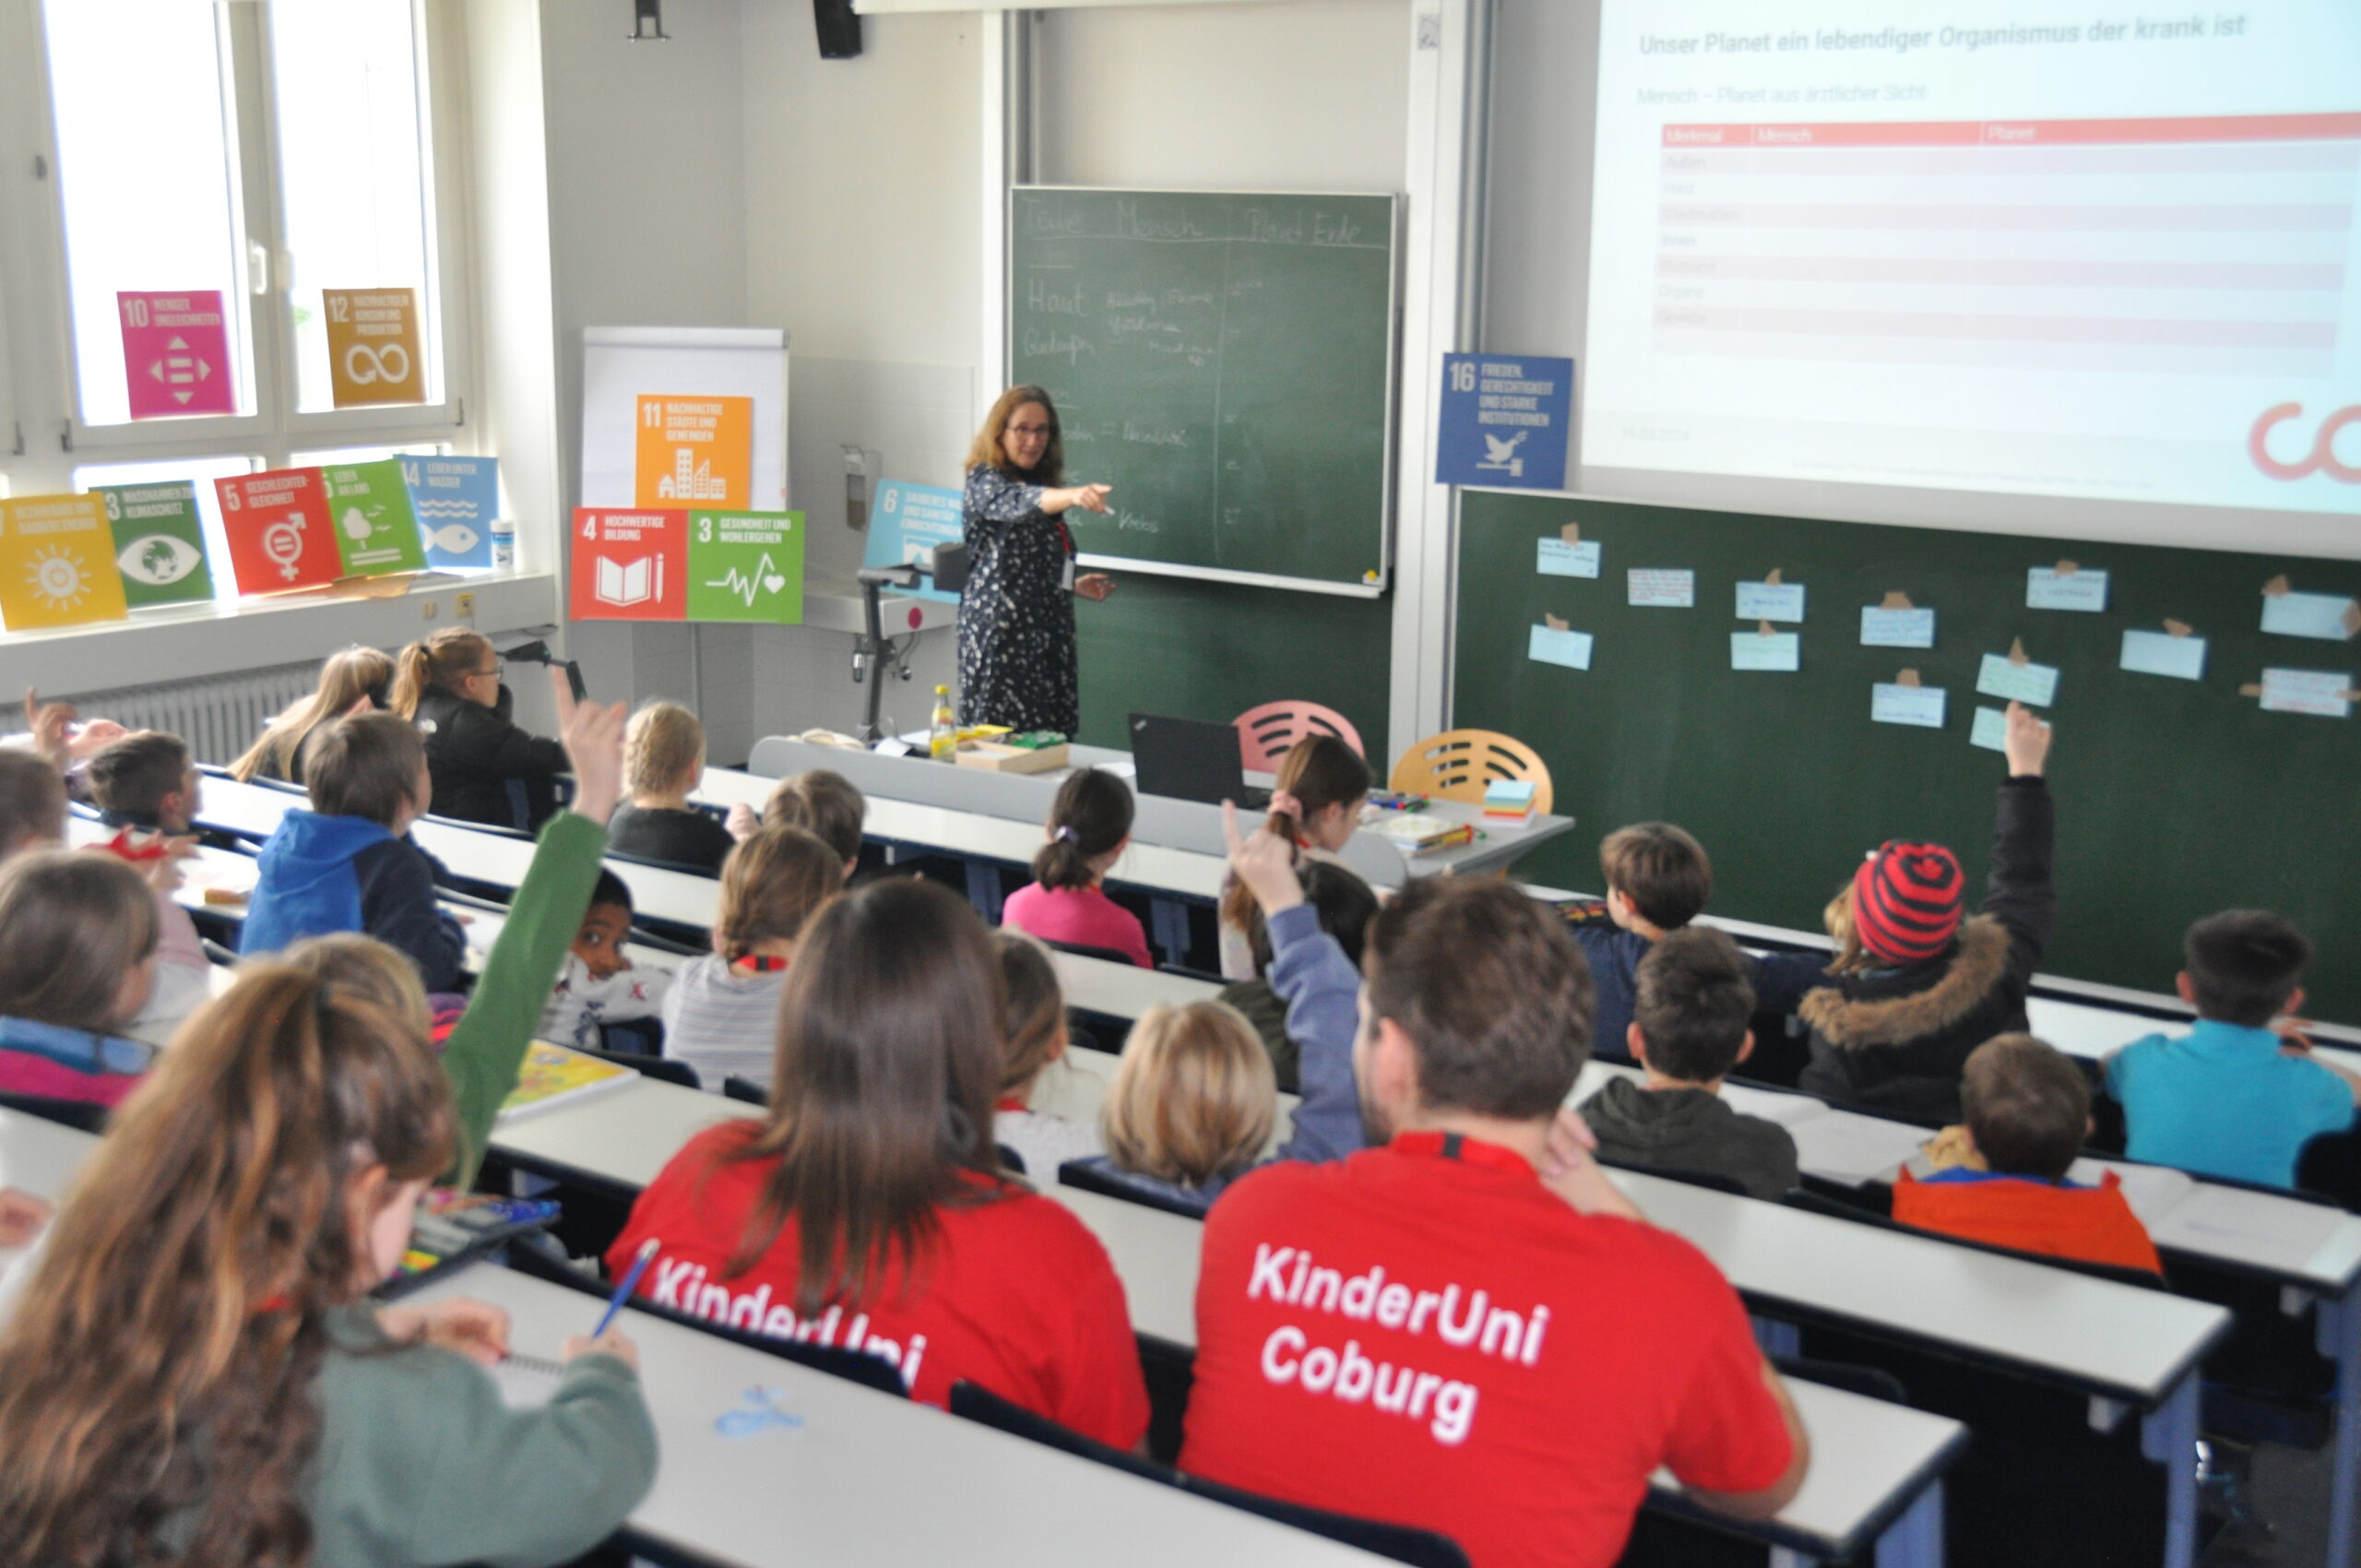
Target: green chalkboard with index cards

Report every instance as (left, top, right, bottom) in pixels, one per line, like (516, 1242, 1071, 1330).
(1453, 488, 2361, 1022)
(1007, 186, 1399, 594)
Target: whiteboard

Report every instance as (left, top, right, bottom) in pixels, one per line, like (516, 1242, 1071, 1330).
(579, 327, 790, 510)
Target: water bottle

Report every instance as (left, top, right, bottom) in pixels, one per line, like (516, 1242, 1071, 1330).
(930, 684, 956, 761)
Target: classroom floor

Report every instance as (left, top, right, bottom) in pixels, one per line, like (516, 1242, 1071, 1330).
(2200, 1441, 2329, 1567)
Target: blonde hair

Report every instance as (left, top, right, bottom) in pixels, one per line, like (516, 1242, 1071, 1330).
(625, 701, 706, 798)
(965, 386, 1064, 481)
(993, 931, 1066, 1097)
(390, 627, 494, 719)
(279, 932, 434, 1040)
(1823, 883, 1870, 976)
(1101, 1002, 1275, 1187)
(231, 647, 395, 783)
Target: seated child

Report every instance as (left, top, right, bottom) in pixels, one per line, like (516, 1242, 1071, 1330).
(1582, 927, 1800, 1200)
(540, 870, 672, 1051)
(1217, 733, 1370, 980)
(0, 751, 65, 859)
(0, 850, 158, 1107)
(991, 931, 1105, 1175)
(730, 768, 867, 879)
(83, 731, 213, 1035)
(1899, 1034, 2162, 1274)
(231, 646, 395, 784)
(0, 963, 656, 1565)
(612, 878, 1147, 1443)
(2106, 910, 2360, 1189)
(1216, 859, 1376, 1093)
(242, 713, 466, 993)
(1001, 768, 1153, 968)
(662, 826, 842, 1091)
(609, 701, 735, 872)
(393, 628, 568, 829)
(1068, 804, 1367, 1217)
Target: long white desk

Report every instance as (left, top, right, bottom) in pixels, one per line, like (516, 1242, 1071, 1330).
(405, 1261, 1399, 1568)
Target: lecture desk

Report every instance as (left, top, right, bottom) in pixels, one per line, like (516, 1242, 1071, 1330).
(403, 1260, 1398, 1568)
(482, 1075, 1959, 1567)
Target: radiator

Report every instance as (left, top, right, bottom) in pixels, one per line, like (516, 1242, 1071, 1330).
(7, 661, 326, 767)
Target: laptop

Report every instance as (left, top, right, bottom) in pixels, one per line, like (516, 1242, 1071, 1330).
(1127, 713, 1271, 809)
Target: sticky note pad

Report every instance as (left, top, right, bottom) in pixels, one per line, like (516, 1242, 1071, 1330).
(2120, 629, 2207, 682)
(1729, 630, 1800, 671)
(1627, 569, 1694, 608)
(1860, 607, 1935, 647)
(1970, 706, 2010, 752)
(1527, 624, 1594, 671)
(1536, 537, 1601, 578)
(1976, 653, 2059, 707)
(1871, 683, 1947, 729)
(1736, 581, 1805, 622)
(2260, 591, 2359, 642)
(2026, 567, 2108, 612)
(2260, 669, 2353, 719)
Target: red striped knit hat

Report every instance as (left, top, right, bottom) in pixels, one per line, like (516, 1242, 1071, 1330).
(1851, 840, 1965, 965)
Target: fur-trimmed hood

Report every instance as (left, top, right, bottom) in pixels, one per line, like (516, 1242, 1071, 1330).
(1798, 916, 2013, 1050)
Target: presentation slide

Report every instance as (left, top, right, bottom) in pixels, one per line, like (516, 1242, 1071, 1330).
(1584, 1, 2361, 552)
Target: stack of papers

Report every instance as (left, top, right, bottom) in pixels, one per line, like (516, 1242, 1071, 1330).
(1482, 779, 1537, 825)
(1366, 814, 1477, 856)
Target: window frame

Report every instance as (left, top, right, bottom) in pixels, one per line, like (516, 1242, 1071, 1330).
(33, 0, 475, 463)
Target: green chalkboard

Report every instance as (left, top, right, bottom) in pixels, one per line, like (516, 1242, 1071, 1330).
(1008, 187, 1398, 591)
(1453, 489, 2361, 1021)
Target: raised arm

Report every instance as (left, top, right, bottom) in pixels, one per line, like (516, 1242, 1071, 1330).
(1983, 702, 2058, 972)
(439, 670, 630, 1183)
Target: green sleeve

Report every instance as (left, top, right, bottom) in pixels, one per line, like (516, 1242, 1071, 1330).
(442, 811, 611, 1185)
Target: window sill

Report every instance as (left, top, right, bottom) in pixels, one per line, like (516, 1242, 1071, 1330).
(3, 571, 562, 695)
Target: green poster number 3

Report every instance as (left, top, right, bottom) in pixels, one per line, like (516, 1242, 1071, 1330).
(699, 517, 712, 542)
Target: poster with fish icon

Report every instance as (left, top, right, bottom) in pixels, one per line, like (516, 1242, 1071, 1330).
(93, 480, 214, 609)
(401, 456, 499, 569)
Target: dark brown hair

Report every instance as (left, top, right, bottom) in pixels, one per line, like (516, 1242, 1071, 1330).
(231, 647, 395, 784)
(764, 769, 866, 867)
(993, 931, 1065, 1097)
(1960, 1033, 2089, 1182)
(2184, 909, 2310, 1028)
(0, 752, 65, 855)
(0, 966, 454, 1568)
(1032, 768, 1133, 891)
(1366, 877, 1595, 1119)
(1600, 822, 1713, 931)
(1221, 734, 1370, 932)
(727, 878, 1012, 1312)
(1632, 926, 1755, 1083)
(304, 712, 427, 826)
(716, 826, 844, 963)
(0, 849, 159, 1033)
(1242, 859, 1379, 976)
(85, 731, 192, 826)
(966, 386, 1065, 482)
(389, 626, 494, 719)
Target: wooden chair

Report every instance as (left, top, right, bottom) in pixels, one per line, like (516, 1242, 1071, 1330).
(1232, 701, 1365, 773)
(1388, 729, 1553, 814)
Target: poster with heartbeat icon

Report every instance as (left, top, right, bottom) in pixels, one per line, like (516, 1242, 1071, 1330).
(685, 510, 804, 624)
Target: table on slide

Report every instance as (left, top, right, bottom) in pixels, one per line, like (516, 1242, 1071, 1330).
(485, 1075, 1958, 1566)
(403, 1261, 1401, 1568)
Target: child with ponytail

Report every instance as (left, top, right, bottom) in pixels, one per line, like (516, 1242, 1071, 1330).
(391, 627, 568, 830)
(0, 964, 656, 1568)
(1217, 732, 1371, 980)
(1001, 768, 1154, 968)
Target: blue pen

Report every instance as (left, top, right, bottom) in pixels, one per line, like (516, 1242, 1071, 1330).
(595, 1239, 660, 1338)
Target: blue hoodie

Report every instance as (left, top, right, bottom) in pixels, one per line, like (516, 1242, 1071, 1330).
(242, 810, 467, 992)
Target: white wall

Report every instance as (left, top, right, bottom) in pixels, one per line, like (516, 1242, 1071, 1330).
(1481, 0, 1597, 364)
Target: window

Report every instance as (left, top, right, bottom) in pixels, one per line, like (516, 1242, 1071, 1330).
(31, 0, 467, 451)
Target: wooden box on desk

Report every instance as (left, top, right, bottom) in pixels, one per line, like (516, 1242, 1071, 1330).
(955, 739, 1070, 774)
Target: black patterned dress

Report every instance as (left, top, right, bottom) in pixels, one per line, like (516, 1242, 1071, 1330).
(957, 463, 1079, 735)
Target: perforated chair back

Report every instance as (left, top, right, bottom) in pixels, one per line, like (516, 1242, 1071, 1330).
(1388, 729, 1552, 814)
(948, 1381, 1470, 1568)
(1232, 702, 1367, 772)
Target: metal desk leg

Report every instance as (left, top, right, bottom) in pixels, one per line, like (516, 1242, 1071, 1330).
(965, 861, 1004, 924)
(1876, 1480, 1945, 1568)
(1150, 897, 1191, 968)
(2141, 1375, 2201, 1568)
(2320, 1289, 2361, 1565)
